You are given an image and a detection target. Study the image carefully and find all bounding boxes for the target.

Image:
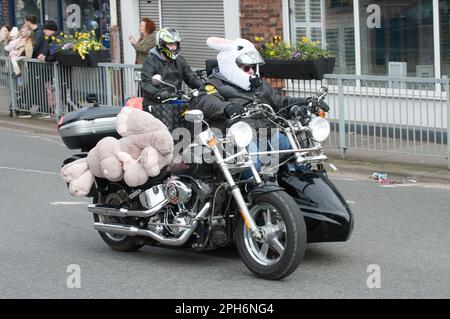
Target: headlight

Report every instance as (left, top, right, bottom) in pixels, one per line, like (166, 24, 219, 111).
(308, 117, 330, 142)
(228, 121, 253, 148)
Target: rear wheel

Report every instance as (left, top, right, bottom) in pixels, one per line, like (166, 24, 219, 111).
(93, 184, 144, 252)
(235, 191, 306, 280)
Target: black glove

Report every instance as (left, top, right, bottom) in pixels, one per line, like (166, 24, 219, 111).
(249, 75, 262, 90)
(157, 90, 176, 101)
(224, 103, 245, 119)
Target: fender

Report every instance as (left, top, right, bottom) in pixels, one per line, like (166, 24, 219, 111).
(278, 169, 354, 243)
(246, 182, 284, 200)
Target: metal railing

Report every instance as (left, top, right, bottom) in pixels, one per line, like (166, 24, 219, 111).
(0, 57, 448, 168)
(0, 57, 13, 115)
(276, 74, 450, 168)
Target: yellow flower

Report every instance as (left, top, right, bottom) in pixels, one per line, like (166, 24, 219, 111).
(272, 35, 282, 43)
(300, 36, 310, 44)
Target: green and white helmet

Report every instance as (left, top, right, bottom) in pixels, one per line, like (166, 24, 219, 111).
(156, 28, 181, 60)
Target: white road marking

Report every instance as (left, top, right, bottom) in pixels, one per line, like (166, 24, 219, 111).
(27, 135, 64, 146)
(330, 176, 359, 182)
(0, 166, 59, 176)
(380, 183, 450, 190)
(346, 200, 356, 205)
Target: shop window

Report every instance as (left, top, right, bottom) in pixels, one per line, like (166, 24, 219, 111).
(15, 0, 40, 26)
(62, 0, 110, 46)
(359, 0, 434, 76)
(440, 0, 450, 77)
(291, 0, 355, 74)
(44, 0, 60, 27)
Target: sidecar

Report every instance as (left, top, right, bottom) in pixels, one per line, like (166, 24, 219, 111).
(278, 169, 354, 243)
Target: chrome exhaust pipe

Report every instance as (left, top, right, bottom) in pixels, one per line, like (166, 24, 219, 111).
(93, 202, 210, 246)
(88, 199, 168, 218)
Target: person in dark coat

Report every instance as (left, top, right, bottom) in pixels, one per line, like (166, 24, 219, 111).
(24, 14, 46, 59)
(140, 28, 203, 131)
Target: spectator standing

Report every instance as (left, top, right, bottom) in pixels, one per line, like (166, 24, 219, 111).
(34, 20, 59, 118)
(4, 25, 34, 118)
(37, 20, 58, 62)
(129, 18, 156, 65)
(5, 25, 34, 76)
(24, 14, 46, 58)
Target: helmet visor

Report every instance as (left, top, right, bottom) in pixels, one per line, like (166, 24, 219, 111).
(235, 51, 265, 67)
(161, 29, 181, 44)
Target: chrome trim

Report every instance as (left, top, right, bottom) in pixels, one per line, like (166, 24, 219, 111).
(93, 203, 211, 246)
(88, 199, 168, 218)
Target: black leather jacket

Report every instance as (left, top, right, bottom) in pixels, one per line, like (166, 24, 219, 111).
(141, 48, 203, 107)
(194, 68, 307, 130)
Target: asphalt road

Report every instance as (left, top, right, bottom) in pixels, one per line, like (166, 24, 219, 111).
(0, 127, 449, 299)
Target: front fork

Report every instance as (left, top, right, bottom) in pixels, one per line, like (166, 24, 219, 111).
(211, 145, 264, 241)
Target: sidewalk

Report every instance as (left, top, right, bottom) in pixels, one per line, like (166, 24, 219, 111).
(1, 113, 449, 185)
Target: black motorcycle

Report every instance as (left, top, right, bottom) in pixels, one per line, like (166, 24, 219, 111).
(58, 78, 352, 280)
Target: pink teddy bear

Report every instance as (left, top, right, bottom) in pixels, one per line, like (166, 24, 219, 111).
(61, 107, 175, 196)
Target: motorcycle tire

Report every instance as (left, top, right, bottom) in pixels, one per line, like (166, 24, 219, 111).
(235, 191, 306, 280)
(93, 184, 144, 252)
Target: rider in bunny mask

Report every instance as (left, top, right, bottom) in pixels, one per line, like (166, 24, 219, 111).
(195, 37, 308, 130)
(195, 37, 310, 176)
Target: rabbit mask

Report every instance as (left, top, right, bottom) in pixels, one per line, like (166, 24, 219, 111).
(206, 37, 264, 91)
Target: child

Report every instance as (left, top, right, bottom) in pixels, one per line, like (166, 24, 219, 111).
(5, 25, 34, 76)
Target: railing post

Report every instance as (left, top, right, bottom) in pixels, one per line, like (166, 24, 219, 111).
(54, 62, 62, 121)
(447, 79, 450, 170)
(338, 77, 347, 159)
(105, 66, 113, 106)
(8, 60, 17, 117)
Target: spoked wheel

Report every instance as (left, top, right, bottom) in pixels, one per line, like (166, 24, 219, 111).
(93, 184, 143, 252)
(236, 191, 306, 280)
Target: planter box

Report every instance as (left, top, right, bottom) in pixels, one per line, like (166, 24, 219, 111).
(54, 50, 110, 68)
(260, 57, 335, 80)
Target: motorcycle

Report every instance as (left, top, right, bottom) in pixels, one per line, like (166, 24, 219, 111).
(217, 85, 354, 243)
(58, 76, 353, 280)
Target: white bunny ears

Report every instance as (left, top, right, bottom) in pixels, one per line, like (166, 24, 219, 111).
(207, 37, 256, 52)
(206, 37, 236, 51)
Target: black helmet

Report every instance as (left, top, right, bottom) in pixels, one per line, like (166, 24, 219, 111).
(156, 28, 181, 60)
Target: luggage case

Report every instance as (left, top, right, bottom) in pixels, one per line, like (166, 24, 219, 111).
(58, 106, 121, 151)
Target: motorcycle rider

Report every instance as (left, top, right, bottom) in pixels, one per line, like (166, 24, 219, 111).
(140, 28, 203, 131)
(194, 37, 309, 175)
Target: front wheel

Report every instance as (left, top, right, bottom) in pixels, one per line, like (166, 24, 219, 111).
(235, 191, 306, 280)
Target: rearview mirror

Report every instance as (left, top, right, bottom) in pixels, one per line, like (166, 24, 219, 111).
(152, 74, 163, 85)
(317, 86, 328, 95)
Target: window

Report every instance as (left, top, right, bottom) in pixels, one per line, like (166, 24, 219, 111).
(15, 0, 40, 26)
(291, 0, 355, 74)
(440, 0, 450, 77)
(44, 0, 60, 27)
(359, 0, 434, 77)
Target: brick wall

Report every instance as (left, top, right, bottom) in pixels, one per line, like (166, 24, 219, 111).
(2, 0, 9, 27)
(117, 0, 123, 63)
(239, 0, 283, 43)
